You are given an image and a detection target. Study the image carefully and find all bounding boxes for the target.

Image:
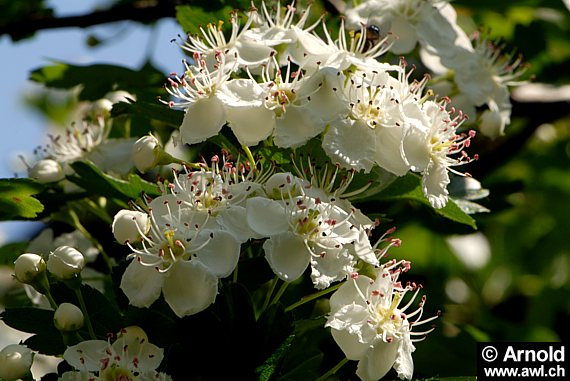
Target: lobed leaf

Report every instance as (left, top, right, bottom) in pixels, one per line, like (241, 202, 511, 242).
(0, 178, 45, 220)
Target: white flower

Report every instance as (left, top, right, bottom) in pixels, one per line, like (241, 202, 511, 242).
(62, 326, 171, 380)
(28, 159, 65, 183)
(54, 303, 84, 331)
(119, 194, 241, 317)
(182, 9, 272, 70)
(47, 246, 85, 279)
(0, 344, 34, 381)
(165, 53, 233, 145)
(326, 264, 437, 381)
(112, 209, 151, 244)
(246, 173, 378, 288)
(244, 1, 321, 68)
(27, 120, 136, 180)
(257, 61, 338, 148)
(314, 18, 399, 73)
(166, 54, 274, 146)
(323, 70, 408, 173)
(14, 253, 47, 284)
(165, 154, 265, 241)
(399, 99, 475, 208)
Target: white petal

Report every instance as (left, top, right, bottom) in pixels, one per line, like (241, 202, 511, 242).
(235, 38, 275, 67)
(226, 104, 275, 146)
(273, 105, 325, 148)
(310, 242, 355, 289)
(356, 340, 399, 381)
(389, 16, 419, 55)
(422, 163, 450, 209)
(352, 230, 379, 266)
(220, 79, 275, 146)
(217, 206, 262, 242)
(194, 230, 240, 278)
(394, 333, 416, 380)
(330, 328, 371, 361)
(162, 260, 218, 317)
(120, 259, 163, 308)
(87, 138, 137, 176)
(322, 118, 377, 173)
(246, 197, 289, 236)
(179, 96, 226, 145)
(329, 275, 372, 312)
(374, 126, 410, 176)
(63, 340, 109, 371)
(263, 232, 310, 282)
(401, 122, 430, 172)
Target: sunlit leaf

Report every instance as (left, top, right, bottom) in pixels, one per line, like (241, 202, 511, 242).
(376, 173, 477, 229)
(67, 160, 161, 202)
(29, 61, 165, 101)
(0, 178, 44, 220)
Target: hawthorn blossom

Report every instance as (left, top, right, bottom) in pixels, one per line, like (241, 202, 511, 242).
(164, 154, 267, 242)
(182, 9, 273, 70)
(25, 119, 136, 180)
(246, 172, 379, 289)
(119, 194, 240, 317)
(244, 1, 321, 68)
(326, 264, 438, 381)
(61, 326, 171, 381)
(165, 52, 235, 145)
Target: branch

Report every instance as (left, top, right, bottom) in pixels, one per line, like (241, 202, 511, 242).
(0, 1, 178, 41)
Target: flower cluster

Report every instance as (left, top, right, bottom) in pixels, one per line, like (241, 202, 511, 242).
(164, 0, 483, 209)
(2, 1, 521, 380)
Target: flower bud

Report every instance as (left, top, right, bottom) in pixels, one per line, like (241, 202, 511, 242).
(0, 344, 33, 381)
(14, 253, 47, 284)
(47, 246, 85, 280)
(112, 209, 150, 244)
(54, 303, 84, 332)
(28, 159, 65, 183)
(132, 135, 161, 173)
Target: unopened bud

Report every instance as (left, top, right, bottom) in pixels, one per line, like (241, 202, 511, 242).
(14, 253, 47, 284)
(0, 344, 33, 381)
(28, 159, 65, 183)
(132, 135, 161, 173)
(47, 246, 85, 280)
(112, 209, 150, 244)
(54, 303, 84, 332)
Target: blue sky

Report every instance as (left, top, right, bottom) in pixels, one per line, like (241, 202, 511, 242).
(0, 1, 185, 243)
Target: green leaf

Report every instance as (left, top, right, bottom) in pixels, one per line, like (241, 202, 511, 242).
(29, 61, 166, 101)
(256, 334, 295, 381)
(0, 241, 28, 265)
(111, 100, 184, 127)
(1, 308, 56, 335)
(175, 1, 251, 35)
(67, 160, 161, 202)
(0, 178, 44, 220)
(1, 307, 66, 356)
(376, 173, 477, 229)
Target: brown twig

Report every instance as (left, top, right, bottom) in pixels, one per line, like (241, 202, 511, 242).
(0, 1, 177, 41)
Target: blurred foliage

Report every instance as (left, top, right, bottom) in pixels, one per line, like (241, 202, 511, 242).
(0, 0, 568, 380)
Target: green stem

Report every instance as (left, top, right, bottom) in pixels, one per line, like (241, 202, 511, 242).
(242, 145, 256, 170)
(284, 282, 343, 312)
(44, 289, 59, 310)
(315, 357, 350, 381)
(270, 281, 289, 306)
(261, 276, 279, 314)
(68, 208, 113, 272)
(75, 288, 97, 340)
